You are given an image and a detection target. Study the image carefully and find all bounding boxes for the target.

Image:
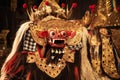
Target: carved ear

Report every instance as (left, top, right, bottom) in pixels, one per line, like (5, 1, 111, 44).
(36, 30, 48, 38)
(66, 31, 76, 38)
(82, 10, 91, 26)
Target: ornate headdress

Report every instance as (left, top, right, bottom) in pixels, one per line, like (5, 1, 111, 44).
(89, 0, 120, 29)
(23, 0, 78, 21)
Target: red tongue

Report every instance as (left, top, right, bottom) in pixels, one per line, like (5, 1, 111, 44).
(49, 42, 65, 48)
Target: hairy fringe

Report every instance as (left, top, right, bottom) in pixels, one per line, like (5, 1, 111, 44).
(0, 21, 32, 80)
(80, 27, 99, 80)
(26, 72, 31, 80)
(74, 66, 79, 80)
(80, 27, 110, 80)
(9, 65, 24, 77)
(5, 52, 18, 73)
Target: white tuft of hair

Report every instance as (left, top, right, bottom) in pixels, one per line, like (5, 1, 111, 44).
(0, 21, 32, 80)
(80, 27, 100, 80)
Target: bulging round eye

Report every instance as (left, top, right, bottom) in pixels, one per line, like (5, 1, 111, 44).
(49, 31, 55, 37)
(61, 31, 66, 37)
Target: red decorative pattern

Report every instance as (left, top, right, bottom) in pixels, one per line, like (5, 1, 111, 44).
(33, 5, 37, 10)
(23, 3, 28, 9)
(61, 3, 66, 8)
(45, 1, 49, 6)
(36, 30, 48, 38)
(89, 4, 96, 13)
(117, 6, 120, 11)
(72, 3, 77, 8)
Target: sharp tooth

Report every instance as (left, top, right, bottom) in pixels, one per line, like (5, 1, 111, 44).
(51, 56, 55, 59)
(58, 58, 61, 61)
(48, 64, 51, 66)
(51, 49, 54, 53)
(53, 39, 55, 43)
(59, 50, 61, 54)
(58, 64, 61, 67)
(62, 50, 64, 53)
(55, 50, 58, 54)
(49, 39, 51, 42)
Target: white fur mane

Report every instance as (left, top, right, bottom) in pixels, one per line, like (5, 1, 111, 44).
(0, 21, 32, 80)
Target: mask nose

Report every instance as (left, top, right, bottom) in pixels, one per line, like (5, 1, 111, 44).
(56, 33, 62, 37)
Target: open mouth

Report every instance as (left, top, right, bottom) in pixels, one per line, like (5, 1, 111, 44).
(53, 39, 64, 44)
(49, 39, 65, 48)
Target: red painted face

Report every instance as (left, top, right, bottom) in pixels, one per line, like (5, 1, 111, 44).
(36, 29, 76, 48)
(48, 30, 67, 48)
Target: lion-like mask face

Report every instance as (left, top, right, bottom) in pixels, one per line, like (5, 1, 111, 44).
(30, 19, 82, 48)
(36, 28, 76, 48)
(48, 30, 68, 48)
